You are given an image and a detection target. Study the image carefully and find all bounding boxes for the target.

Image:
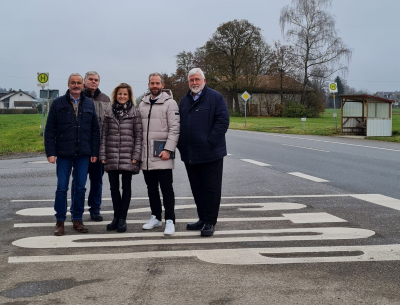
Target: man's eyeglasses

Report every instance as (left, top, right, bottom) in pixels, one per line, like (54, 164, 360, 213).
(69, 82, 83, 85)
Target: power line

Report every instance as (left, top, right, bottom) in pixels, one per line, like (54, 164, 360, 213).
(0, 75, 147, 83)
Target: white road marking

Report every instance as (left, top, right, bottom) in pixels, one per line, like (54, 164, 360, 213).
(288, 172, 329, 183)
(234, 130, 400, 152)
(10, 244, 400, 264)
(282, 144, 330, 153)
(11, 194, 352, 202)
(227, 154, 232, 156)
(350, 194, 400, 211)
(15, 202, 307, 216)
(240, 159, 271, 166)
(14, 213, 346, 228)
(12, 227, 374, 249)
(26, 161, 49, 164)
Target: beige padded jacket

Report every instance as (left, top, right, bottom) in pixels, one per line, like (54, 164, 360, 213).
(99, 104, 143, 173)
(139, 89, 180, 171)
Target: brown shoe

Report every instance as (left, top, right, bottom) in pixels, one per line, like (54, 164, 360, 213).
(73, 220, 88, 233)
(54, 220, 64, 236)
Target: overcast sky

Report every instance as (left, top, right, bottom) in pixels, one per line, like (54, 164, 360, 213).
(1, 0, 399, 99)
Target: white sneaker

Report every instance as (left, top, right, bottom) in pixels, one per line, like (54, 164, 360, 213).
(142, 215, 162, 230)
(164, 220, 175, 236)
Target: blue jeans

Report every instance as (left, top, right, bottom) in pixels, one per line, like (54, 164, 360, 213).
(55, 156, 89, 221)
(71, 160, 103, 216)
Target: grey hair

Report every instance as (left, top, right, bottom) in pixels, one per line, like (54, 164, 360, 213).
(84, 71, 100, 81)
(148, 72, 164, 83)
(68, 73, 83, 84)
(188, 68, 205, 80)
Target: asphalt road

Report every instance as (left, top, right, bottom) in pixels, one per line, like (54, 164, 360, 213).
(1, 130, 400, 304)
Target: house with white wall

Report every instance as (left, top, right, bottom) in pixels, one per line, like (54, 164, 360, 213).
(0, 90, 36, 109)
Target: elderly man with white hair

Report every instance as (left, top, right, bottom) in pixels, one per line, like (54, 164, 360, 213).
(177, 68, 229, 237)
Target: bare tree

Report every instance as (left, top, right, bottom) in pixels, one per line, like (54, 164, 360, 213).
(205, 19, 270, 113)
(280, 0, 352, 104)
(175, 51, 195, 80)
(268, 41, 301, 104)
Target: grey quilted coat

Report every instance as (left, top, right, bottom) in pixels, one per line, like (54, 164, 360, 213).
(139, 89, 180, 171)
(99, 104, 143, 173)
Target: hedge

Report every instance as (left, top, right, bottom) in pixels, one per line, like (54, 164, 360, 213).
(0, 109, 39, 114)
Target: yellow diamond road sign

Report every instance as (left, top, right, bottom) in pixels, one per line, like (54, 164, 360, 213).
(37, 73, 49, 87)
(241, 91, 251, 102)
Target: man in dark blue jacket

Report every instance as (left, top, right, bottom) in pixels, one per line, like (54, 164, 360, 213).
(177, 68, 229, 236)
(45, 73, 100, 236)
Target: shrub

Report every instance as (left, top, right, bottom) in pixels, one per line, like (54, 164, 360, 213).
(0, 109, 38, 114)
(282, 102, 308, 117)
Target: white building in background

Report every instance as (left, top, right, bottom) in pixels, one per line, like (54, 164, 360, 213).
(375, 91, 400, 107)
(0, 90, 36, 109)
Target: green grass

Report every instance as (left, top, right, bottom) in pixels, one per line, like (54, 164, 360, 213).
(0, 114, 45, 156)
(230, 109, 342, 136)
(1, 109, 400, 156)
(230, 108, 400, 143)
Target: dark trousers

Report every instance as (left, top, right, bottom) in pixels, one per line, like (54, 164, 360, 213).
(87, 160, 104, 215)
(142, 169, 175, 223)
(55, 156, 89, 221)
(70, 160, 104, 216)
(184, 158, 224, 226)
(107, 170, 133, 220)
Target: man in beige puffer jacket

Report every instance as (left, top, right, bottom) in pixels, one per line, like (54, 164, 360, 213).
(139, 73, 180, 236)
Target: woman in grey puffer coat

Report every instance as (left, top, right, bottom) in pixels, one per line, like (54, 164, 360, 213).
(99, 83, 142, 232)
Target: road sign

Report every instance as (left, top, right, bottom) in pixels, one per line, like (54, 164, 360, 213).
(37, 73, 49, 87)
(329, 82, 338, 93)
(241, 91, 251, 102)
(40, 89, 59, 99)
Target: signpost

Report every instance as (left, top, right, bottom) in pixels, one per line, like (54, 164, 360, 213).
(241, 91, 251, 126)
(37, 73, 49, 137)
(37, 73, 49, 88)
(329, 82, 338, 131)
(301, 117, 306, 131)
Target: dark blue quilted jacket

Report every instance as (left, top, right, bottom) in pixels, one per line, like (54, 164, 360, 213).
(177, 86, 229, 164)
(45, 90, 100, 158)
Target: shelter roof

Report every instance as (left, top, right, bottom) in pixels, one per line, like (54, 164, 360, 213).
(339, 94, 395, 103)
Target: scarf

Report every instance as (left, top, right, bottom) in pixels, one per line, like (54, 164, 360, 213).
(112, 99, 133, 120)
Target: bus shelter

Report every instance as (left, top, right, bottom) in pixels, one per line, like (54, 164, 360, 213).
(339, 94, 395, 136)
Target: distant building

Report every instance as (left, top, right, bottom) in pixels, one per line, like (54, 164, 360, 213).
(220, 75, 313, 116)
(0, 89, 36, 109)
(375, 91, 400, 107)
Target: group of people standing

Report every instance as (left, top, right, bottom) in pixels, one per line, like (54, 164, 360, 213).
(44, 68, 229, 238)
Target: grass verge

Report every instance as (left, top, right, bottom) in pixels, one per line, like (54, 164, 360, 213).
(0, 114, 45, 156)
(1, 109, 400, 156)
(230, 108, 400, 143)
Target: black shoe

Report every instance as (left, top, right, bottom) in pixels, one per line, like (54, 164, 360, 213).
(186, 220, 204, 230)
(107, 218, 119, 231)
(201, 223, 215, 237)
(117, 219, 127, 233)
(90, 213, 103, 222)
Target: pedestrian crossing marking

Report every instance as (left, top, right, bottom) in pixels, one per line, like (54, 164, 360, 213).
(15, 202, 307, 216)
(9, 244, 400, 264)
(14, 213, 347, 228)
(9, 193, 400, 265)
(12, 227, 374, 249)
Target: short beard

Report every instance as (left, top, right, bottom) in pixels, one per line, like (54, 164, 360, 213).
(151, 88, 162, 97)
(190, 85, 201, 94)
